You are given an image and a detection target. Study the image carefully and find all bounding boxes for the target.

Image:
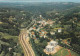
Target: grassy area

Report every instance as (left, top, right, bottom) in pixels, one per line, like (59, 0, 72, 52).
(0, 22, 3, 24)
(77, 23, 80, 26)
(3, 33, 18, 40)
(0, 32, 24, 56)
(53, 47, 79, 56)
(52, 24, 61, 28)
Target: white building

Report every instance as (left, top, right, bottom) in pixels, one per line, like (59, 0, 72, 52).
(40, 15, 42, 18)
(58, 29, 62, 33)
(49, 41, 58, 47)
(50, 32, 55, 35)
(45, 40, 58, 52)
(46, 45, 54, 52)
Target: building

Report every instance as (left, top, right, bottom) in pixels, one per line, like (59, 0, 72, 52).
(50, 32, 55, 35)
(49, 41, 58, 47)
(54, 28, 63, 33)
(46, 45, 54, 52)
(47, 19, 54, 25)
(33, 27, 36, 30)
(39, 30, 47, 38)
(44, 35, 47, 38)
(45, 40, 58, 53)
(40, 15, 42, 19)
(58, 29, 62, 33)
(44, 40, 61, 55)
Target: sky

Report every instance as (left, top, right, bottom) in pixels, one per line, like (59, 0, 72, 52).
(0, 0, 80, 2)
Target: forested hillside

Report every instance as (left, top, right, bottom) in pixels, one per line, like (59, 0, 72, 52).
(0, 8, 32, 56)
(44, 5, 80, 54)
(0, 2, 80, 56)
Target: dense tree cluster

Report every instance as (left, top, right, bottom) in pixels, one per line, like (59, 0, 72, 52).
(0, 2, 80, 56)
(0, 8, 32, 56)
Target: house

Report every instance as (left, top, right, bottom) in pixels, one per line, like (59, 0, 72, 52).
(30, 31, 36, 38)
(40, 15, 42, 19)
(46, 41, 58, 52)
(46, 45, 54, 52)
(44, 40, 61, 55)
(54, 28, 62, 33)
(31, 31, 35, 35)
(45, 40, 58, 52)
(33, 27, 36, 30)
(39, 30, 47, 38)
(44, 35, 47, 38)
(49, 41, 58, 47)
(58, 29, 62, 33)
(47, 19, 54, 25)
(50, 32, 55, 35)
(37, 20, 47, 26)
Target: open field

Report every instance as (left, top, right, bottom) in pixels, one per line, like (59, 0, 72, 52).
(53, 47, 80, 56)
(3, 33, 18, 40)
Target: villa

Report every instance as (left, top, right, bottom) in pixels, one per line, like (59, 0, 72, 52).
(44, 40, 60, 54)
(49, 41, 58, 47)
(46, 45, 54, 52)
(45, 41, 58, 52)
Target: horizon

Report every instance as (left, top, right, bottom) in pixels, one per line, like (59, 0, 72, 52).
(0, 0, 80, 3)
(0, 1, 80, 3)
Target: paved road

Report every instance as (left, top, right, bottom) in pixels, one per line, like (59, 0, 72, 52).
(19, 34, 29, 56)
(19, 30, 35, 56)
(19, 19, 36, 56)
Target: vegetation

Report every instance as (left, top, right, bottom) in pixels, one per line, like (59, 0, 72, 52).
(30, 38, 51, 56)
(53, 48, 79, 56)
(0, 32, 24, 56)
(0, 8, 32, 56)
(0, 2, 80, 56)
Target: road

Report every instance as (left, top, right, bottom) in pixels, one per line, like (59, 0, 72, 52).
(19, 29, 35, 56)
(19, 19, 36, 56)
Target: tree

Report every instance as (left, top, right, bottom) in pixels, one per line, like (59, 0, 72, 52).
(0, 51, 5, 56)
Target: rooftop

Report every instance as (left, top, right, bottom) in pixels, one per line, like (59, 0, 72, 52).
(46, 45, 54, 48)
(50, 41, 57, 43)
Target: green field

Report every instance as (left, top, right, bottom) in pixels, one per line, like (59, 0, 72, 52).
(53, 47, 79, 56)
(2, 33, 18, 40)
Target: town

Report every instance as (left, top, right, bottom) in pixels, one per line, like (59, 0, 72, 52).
(0, 2, 80, 56)
(24, 15, 80, 56)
